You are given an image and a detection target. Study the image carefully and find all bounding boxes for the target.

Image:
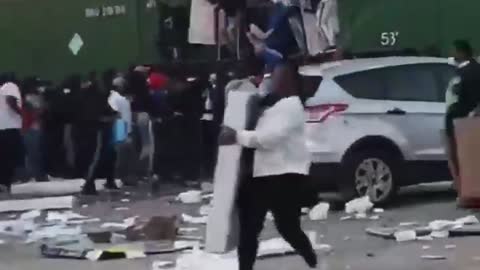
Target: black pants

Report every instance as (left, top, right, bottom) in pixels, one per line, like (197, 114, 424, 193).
(0, 129, 23, 189)
(237, 174, 317, 270)
(75, 125, 116, 186)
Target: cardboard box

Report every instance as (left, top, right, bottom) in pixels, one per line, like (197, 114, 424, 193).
(454, 117, 480, 208)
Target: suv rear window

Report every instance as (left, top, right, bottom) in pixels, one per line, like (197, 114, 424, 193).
(334, 69, 387, 100)
(335, 63, 455, 102)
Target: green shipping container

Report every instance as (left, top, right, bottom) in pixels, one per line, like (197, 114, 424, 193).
(338, 0, 480, 56)
(0, 0, 161, 81)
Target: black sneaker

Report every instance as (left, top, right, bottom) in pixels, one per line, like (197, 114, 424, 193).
(81, 184, 98, 196)
(104, 181, 120, 191)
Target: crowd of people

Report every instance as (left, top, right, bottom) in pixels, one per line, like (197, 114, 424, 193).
(0, 66, 223, 195)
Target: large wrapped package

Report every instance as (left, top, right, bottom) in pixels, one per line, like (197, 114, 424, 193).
(206, 83, 260, 253)
(455, 117, 480, 208)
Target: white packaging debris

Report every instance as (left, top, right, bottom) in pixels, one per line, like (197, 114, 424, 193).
(340, 216, 352, 221)
(114, 207, 130, 211)
(429, 220, 456, 231)
(27, 225, 81, 243)
(354, 213, 367, 219)
(0, 196, 74, 213)
(201, 193, 213, 200)
(394, 230, 417, 242)
(125, 250, 147, 259)
(46, 211, 86, 223)
(309, 203, 330, 221)
(421, 255, 446, 260)
(20, 210, 41, 220)
(199, 205, 212, 217)
(174, 240, 201, 250)
(177, 191, 203, 204)
(182, 214, 208, 224)
(152, 261, 174, 269)
(417, 236, 434, 241)
(445, 244, 456, 250)
(258, 237, 294, 256)
(174, 247, 238, 270)
(179, 227, 199, 234)
(101, 217, 137, 230)
(85, 250, 103, 261)
(0, 220, 36, 237)
(455, 215, 479, 225)
(121, 199, 130, 203)
(430, 230, 449, 239)
(369, 215, 380, 220)
(345, 196, 373, 215)
(422, 245, 431, 250)
(67, 218, 101, 225)
(373, 208, 384, 214)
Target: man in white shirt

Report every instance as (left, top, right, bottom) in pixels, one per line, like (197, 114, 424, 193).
(0, 76, 23, 193)
(109, 76, 135, 186)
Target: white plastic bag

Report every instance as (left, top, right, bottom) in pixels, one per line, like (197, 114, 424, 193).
(309, 203, 330, 221)
(178, 191, 202, 204)
(345, 196, 373, 215)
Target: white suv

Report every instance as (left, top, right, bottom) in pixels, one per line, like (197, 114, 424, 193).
(301, 57, 456, 203)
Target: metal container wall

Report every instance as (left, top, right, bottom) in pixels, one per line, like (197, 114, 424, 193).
(0, 0, 160, 81)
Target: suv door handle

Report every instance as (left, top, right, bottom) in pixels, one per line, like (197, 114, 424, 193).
(386, 108, 406, 115)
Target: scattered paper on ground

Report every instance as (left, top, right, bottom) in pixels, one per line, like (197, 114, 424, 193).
(12, 179, 121, 197)
(345, 196, 373, 215)
(177, 191, 202, 204)
(421, 255, 447, 260)
(309, 203, 330, 221)
(394, 230, 416, 242)
(0, 196, 74, 213)
(174, 247, 238, 270)
(179, 227, 199, 234)
(182, 214, 207, 224)
(20, 210, 41, 220)
(101, 217, 137, 230)
(152, 261, 174, 269)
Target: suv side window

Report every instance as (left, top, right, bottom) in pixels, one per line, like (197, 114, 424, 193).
(383, 64, 440, 102)
(334, 69, 387, 100)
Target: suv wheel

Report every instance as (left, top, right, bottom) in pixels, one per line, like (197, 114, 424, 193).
(341, 150, 400, 204)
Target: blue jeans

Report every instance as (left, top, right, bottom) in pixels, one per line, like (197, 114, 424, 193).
(24, 129, 47, 181)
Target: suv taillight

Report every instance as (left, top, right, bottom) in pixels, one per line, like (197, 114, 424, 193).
(305, 103, 349, 123)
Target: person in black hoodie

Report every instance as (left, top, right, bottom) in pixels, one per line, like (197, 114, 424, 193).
(75, 72, 119, 195)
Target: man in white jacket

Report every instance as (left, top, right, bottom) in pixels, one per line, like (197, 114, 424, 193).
(220, 64, 317, 270)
